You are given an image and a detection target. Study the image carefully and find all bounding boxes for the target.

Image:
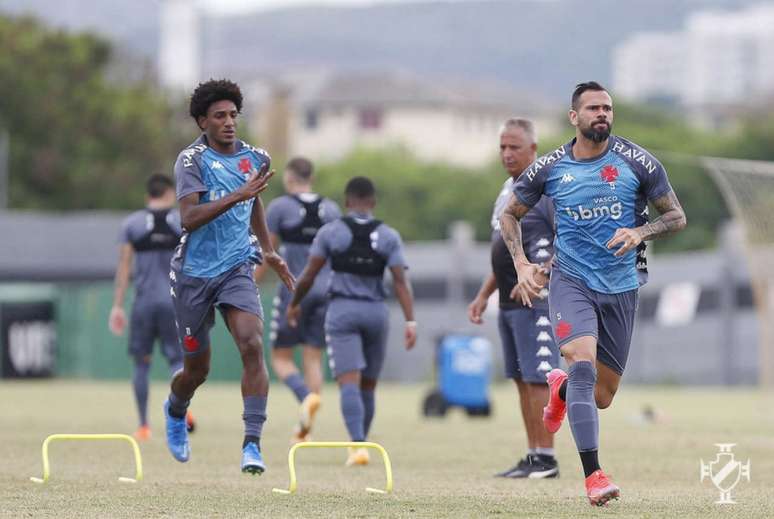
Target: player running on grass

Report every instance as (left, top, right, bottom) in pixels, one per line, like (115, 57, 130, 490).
(287, 176, 416, 466)
(109, 174, 195, 440)
(254, 157, 341, 443)
(164, 79, 294, 475)
(499, 82, 686, 505)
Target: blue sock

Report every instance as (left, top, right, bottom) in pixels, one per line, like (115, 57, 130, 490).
(566, 361, 599, 453)
(243, 396, 268, 443)
(283, 373, 311, 403)
(167, 390, 189, 419)
(340, 383, 365, 441)
(361, 389, 375, 438)
(133, 361, 150, 426)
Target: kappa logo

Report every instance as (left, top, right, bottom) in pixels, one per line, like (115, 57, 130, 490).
(536, 331, 553, 343)
(535, 316, 551, 327)
(535, 248, 550, 259)
(536, 346, 553, 357)
(211, 160, 224, 170)
(537, 361, 553, 372)
(536, 238, 551, 247)
(560, 173, 575, 184)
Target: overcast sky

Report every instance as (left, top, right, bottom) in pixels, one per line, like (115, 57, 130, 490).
(200, 0, 468, 14)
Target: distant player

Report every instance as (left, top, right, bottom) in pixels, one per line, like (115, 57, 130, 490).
(109, 174, 194, 440)
(255, 157, 341, 443)
(287, 176, 416, 466)
(164, 79, 295, 475)
(468, 118, 559, 478)
(500, 82, 686, 505)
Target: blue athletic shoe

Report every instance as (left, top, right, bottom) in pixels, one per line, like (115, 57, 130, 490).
(164, 399, 190, 463)
(241, 442, 265, 475)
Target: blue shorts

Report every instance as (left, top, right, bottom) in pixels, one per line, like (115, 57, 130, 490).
(170, 262, 263, 356)
(324, 298, 388, 380)
(497, 306, 559, 383)
(548, 268, 638, 375)
(270, 290, 327, 349)
(129, 298, 182, 364)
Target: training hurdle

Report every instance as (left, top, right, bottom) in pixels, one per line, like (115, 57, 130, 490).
(272, 441, 393, 495)
(29, 433, 143, 484)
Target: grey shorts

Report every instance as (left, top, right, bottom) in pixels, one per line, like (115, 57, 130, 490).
(129, 299, 182, 364)
(270, 289, 327, 349)
(497, 306, 559, 383)
(324, 298, 388, 380)
(548, 268, 638, 375)
(170, 262, 263, 356)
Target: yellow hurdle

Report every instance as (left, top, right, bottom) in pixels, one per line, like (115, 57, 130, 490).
(272, 441, 393, 495)
(29, 433, 143, 484)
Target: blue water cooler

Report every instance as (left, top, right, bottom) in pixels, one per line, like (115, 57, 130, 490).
(423, 334, 492, 417)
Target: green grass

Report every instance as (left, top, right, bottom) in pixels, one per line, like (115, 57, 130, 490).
(1, 380, 772, 518)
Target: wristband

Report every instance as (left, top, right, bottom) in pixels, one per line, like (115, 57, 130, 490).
(405, 321, 417, 328)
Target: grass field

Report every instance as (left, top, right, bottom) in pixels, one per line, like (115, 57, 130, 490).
(1, 380, 772, 518)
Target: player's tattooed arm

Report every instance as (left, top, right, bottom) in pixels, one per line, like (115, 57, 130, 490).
(638, 190, 687, 241)
(607, 189, 687, 257)
(498, 194, 531, 264)
(499, 195, 544, 307)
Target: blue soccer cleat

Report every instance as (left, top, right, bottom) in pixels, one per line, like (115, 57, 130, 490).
(164, 399, 190, 463)
(241, 442, 265, 475)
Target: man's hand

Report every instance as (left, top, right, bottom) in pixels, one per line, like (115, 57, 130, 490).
(510, 268, 548, 302)
(235, 163, 274, 201)
(286, 303, 301, 328)
(513, 260, 545, 308)
(265, 251, 295, 291)
(405, 321, 417, 350)
(467, 296, 488, 325)
(108, 306, 126, 336)
(606, 227, 643, 257)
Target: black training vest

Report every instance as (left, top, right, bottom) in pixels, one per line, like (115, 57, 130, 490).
(133, 208, 181, 252)
(330, 217, 387, 277)
(278, 195, 325, 244)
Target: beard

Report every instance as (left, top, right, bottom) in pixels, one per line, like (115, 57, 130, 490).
(580, 121, 611, 143)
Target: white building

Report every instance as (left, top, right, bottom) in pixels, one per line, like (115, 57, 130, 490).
(245, 72, 559, 168)
(613, 3, 774, 107)
(157, 0, 201, 92)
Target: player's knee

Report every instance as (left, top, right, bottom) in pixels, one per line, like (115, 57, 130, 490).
(595, 390, 615, 409)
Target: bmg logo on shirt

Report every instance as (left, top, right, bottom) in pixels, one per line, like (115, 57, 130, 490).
(564, 200, 623, 221)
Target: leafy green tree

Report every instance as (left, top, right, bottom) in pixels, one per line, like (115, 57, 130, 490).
(0, 15, 193, 210)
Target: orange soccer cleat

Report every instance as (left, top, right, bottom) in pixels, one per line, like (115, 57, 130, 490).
(543, 368, 568, 433)
(585, 469, 620, 506)
(133, 424, 152, 441)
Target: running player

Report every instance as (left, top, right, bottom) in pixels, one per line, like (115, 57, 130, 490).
(468, 118, 559, 478)
(164, 79, 295, 475)
(499, 82, 686, 505)
(109, 174, 194, 440)
(255, 157, 341, 443)
(287, 176, 416, 466)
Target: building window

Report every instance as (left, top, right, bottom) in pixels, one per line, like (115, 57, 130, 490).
(305, 109, 318, 130)
(358, 108, 382, 130)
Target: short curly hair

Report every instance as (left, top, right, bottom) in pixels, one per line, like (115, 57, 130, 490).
(189, 79, 243, 125)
